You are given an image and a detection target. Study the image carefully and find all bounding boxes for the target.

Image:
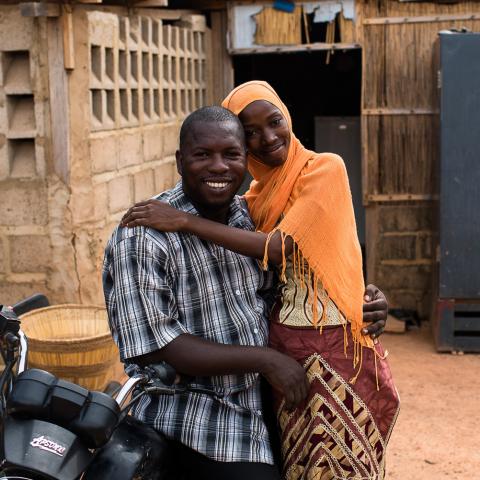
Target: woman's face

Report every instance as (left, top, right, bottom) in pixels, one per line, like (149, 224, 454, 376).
(238, 100, 291, 168)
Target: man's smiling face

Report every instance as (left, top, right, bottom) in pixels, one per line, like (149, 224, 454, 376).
(176, 120, 247, 220)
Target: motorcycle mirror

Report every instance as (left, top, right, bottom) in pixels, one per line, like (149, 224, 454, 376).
(0, 306, 20, 336)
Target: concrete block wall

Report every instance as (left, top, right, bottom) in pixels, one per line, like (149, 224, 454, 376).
(0, 5, 209, 306)
(0, 7, 60, 305)
(68, 9, 209, 305)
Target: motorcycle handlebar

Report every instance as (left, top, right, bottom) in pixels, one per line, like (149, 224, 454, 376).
(11, 293, 49, 316)
(143, 363, 177, 386)
(115, 362, 178, 408)
(115, 362, 223, 411)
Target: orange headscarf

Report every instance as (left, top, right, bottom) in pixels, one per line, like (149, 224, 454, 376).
(222, 81, 373, 355)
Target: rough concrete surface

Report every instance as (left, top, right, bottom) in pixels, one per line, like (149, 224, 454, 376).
(382, 326, 480, 479)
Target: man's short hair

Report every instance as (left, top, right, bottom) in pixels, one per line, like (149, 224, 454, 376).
(179, 106, 245, 151)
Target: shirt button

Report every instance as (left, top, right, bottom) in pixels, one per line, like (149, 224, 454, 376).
(257, 410, 263, 416)
(253, 328, 259, 334)
(235, 289, 241, 295)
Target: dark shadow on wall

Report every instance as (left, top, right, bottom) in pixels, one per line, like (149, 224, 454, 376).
(233, 49, 361, 150)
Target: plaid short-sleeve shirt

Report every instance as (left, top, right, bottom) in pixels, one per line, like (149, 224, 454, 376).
(102, 182, 275, 464)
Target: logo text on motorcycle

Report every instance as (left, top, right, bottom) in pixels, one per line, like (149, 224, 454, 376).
(30, 435, 66, 457)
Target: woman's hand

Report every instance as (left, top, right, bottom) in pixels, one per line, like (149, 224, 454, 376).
(121, 199, 188, 232)
(362, 284, 388, 340)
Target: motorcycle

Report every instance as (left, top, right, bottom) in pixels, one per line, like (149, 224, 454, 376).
(0, 296, 205, 480)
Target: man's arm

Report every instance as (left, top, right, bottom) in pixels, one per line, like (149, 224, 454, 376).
(132, 334, 309, 409)
(106, 229, 308, 410)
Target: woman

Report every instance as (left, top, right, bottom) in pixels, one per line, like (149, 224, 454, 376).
(122, 81, 399, 479)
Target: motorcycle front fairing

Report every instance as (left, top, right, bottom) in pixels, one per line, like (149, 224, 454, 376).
(1, 417, 92, 480)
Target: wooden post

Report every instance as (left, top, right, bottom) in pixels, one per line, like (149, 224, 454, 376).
(210, 10, 234, 104)
(47, 15, 70, 183)
(365, 205, 379, 285)
(62, 5, 75, 70)
(204, 26, 214, 106)
(302, 7, 311, 44)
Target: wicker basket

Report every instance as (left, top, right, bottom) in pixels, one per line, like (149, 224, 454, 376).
(19, 304, 122, 391)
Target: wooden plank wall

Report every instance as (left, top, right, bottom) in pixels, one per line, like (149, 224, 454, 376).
(358, 0, 480, 316)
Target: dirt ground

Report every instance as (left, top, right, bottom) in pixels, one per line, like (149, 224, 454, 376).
(110, 323, 479, 479)
(382, 325, 480, 479)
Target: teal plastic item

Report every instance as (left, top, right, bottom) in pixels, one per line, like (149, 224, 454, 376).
(273, 0, 295, 13)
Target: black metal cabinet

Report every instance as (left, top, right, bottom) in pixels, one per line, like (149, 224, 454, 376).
(434, 32, 480, 351)
(314, 117, 364, 245)
(439, 32, 480, 299)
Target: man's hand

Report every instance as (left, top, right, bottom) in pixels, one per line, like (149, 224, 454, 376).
(121, 199, 188, 232)
(260, 350, 309, 411)
(134, 335, 309, 411)
(362, 284, 388, 339)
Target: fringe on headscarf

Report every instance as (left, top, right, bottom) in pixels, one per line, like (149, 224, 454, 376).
(264, 228, 385, 390)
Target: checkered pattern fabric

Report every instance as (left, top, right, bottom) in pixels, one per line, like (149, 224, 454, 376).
(103, 182, 275, 464)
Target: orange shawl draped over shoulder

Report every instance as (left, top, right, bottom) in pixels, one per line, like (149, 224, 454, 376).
(222, 81, 373, 354)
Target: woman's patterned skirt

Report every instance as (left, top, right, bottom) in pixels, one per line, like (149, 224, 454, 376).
(269, 317, 400, 480)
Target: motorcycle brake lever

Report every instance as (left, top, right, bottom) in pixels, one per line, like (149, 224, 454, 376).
(143, 385, 177, 395)
(146, 382, 225, 399)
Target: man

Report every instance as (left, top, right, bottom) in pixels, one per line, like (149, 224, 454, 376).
(103, 106, 387, 479)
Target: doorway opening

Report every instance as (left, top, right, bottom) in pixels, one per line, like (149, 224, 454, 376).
(232, 49, 366, 252)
